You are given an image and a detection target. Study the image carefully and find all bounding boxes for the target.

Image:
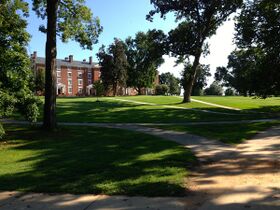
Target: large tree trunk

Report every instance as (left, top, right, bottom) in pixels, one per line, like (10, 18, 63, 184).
(43, 0, 58, 130)
(183, 52, 202, 103)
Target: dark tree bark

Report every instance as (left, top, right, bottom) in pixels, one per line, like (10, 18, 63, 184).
(183, 52, 202, 102)
(43, 0, 58, 130)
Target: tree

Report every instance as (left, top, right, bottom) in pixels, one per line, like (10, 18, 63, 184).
(225, 88, 235, 96)
(204, 81, 223, 96)
(159, 72, 181, 95)
(93, 80, 104, 102)
(182, 64, 211, 96)
(32, 0, 102, 130)
(0, 0, 40, 138)
(35, 67, 45, 95)
(155, 84, 169, 95)
(126, 30, 166, 94)
(147, 0, 243, 102)
(97, 39, 128, 96)
(232, 0, 280, 97)
(215, 50, 261, 96)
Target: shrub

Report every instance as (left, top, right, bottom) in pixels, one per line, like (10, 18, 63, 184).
(225, 88, 235, 96)
(204, 81, 223, 96)
(155, 84, 169, 95)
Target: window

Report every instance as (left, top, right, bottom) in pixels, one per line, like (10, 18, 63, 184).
(78, 87, 83, 94)
(68, 87, 72, 94)
(78, 71, 83, 79)
(78, 79, 83, 86)
(88, 72, 92, 79)
(57, 78, 61, 83)
(57, 71, 61, 78)
(68, 71, 72, 78)
(88, 79, 92, 85)
(68, 79, 72, 85)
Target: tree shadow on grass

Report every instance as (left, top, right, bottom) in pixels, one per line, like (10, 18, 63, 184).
(0, 125, 195, 197)
(54, 100, 276, 123)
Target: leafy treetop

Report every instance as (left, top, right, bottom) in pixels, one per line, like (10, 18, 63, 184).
(32, 0, 102, 50)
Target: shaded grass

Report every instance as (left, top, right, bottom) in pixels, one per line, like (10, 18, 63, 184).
(12, 96, 278, 123)
(54, 97, 271, 123)
(156, 121, 280, 144)
(0, 124, 195, 197)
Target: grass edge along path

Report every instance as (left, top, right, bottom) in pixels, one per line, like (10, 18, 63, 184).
(155, 121, 280, 144)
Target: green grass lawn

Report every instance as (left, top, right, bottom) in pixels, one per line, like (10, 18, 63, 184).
(12, 96, 279, 123)
(0, 124, 195, 197)
(53, 96, 274, 123)
(156, 121, 280, 144)
(192, 96, 280, 113)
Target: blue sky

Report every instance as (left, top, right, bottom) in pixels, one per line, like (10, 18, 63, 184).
(26, 0, 176, 60)
(25, 0, 236, 83)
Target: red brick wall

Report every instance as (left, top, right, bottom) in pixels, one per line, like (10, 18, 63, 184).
(33, 59, 101, 96)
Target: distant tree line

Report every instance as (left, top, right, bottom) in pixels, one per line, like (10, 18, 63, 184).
(2, 0, 279, 132)
(97, 30, 166, 96)
(215, 0, 280, 98)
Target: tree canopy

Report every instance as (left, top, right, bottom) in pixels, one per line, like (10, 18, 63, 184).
(97, 39, 128, 96)
(159, 72, 181, 95)
(126, 30, 166, 93)
(32, 0, 102, 50)
(32, 0, 102, 129)
(204, 81, 223, 96)
(0, 0, 40, 138)
(215, 0, 280, 97)
(182, 64, 211, 96)
(148, 0, 243, 102)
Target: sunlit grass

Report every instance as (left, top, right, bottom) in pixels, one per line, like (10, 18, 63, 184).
(0, 124, 195, 196)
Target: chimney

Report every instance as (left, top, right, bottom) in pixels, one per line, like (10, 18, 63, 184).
(69, 55, 73, 63)
(83, 59, 86, 63)
(33, 51, 37, 59)
(65, 57, 69, 61)
(89, 56, 93, 64)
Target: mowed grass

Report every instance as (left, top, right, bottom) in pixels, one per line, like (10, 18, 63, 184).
(0, 124, 195, 196)
(54, 96, 273, 123)
(156, 121, 280, 144)
(13, 96, 278, 123)
(192, 96, 280, 113)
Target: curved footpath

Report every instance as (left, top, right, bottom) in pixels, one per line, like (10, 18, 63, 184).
(0, 122, 279, 210)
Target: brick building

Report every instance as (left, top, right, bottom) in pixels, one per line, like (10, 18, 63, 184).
(31, 51, 101, 96)
(31, 51, 159, 96)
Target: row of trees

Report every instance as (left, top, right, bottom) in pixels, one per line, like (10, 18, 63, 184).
(215, 0, 280, 98)
(97, 30, 166, 96)
(2, 0, 279, 131)
(0, 0, 41, 138)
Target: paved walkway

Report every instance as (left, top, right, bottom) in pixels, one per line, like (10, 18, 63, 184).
(190, 98, 241, 111)
(2, 118, 279, 126)
(0, 122, 279, 209)
(107, 98, 245, 115)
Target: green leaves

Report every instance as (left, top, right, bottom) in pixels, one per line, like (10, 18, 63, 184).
(126, 30, 166, 90)
(33, 0, 102, 50)
(225, 0, 280, 97)
(0, 0, 40, 123)
(97, 39, 128, 96)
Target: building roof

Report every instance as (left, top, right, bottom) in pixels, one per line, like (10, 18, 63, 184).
(34, 57, 100, 68)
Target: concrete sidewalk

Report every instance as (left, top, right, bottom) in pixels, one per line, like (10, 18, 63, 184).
(0, 191, 185, 210)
